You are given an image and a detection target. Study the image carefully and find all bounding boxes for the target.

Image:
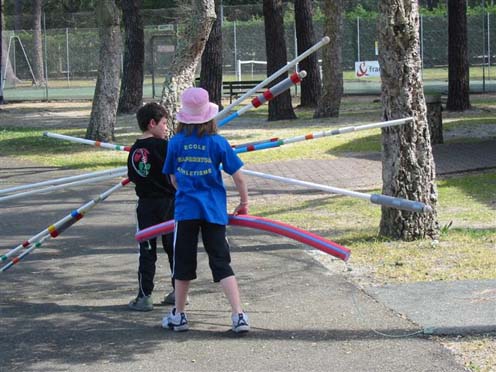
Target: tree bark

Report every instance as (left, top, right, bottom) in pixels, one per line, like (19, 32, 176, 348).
(314, 0, 343, 118)
(447, 0, 470, 111)
(378, 0, 439, 240)
(263, 0, 296, 121)
(117, 0, 144, 114)
(294, 0, 321, 107)
(85, 0, 122, 142)
(199, 0, 223, 108)
(32, 0, 45, 86)
(160, 0, 216, 131)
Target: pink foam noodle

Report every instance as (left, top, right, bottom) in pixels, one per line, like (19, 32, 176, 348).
(135, 215, 350, 261)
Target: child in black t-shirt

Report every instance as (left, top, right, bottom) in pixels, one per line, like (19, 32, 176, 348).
(127, 102, 177, 311)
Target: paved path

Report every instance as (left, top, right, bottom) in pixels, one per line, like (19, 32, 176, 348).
(0, 139, 495, 371)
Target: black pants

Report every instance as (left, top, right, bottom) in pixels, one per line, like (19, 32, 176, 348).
(136, 197, 174, 297)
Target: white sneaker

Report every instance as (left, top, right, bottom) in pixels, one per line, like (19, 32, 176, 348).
(231, 312, 250, 333)
(162, 308, 188, 332)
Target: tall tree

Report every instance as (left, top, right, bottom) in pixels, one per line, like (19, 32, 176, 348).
(294, 0, 321, 107)
(377, 0, 439, 240)
(117, 0, 144, 114)
(199, 0, 223, 108)
(314, 0, 343, 118)
(446, 0, 470, 111)
(263, 0, 296, 121)
(160, 0, 216, 130)
(32, 0, 45, 86)
(85, 0, 122, 141)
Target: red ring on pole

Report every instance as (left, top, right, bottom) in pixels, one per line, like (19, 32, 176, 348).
(263, 90, 274, 101)
(290, 72, 301, 84)
(252, 97, 262, 108)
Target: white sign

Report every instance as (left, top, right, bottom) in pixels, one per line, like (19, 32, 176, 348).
(355, 61, 381, 78)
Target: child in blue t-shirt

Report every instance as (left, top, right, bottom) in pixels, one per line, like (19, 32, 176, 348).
(162, 87, 250, 333)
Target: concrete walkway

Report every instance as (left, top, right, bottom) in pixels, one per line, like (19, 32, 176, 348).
(0, 139, 495, 371)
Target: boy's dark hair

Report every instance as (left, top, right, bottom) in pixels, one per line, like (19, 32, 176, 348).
(136, 102, 167, 132)
(176, 120, 217, 137)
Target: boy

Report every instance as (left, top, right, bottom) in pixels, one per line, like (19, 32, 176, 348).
(127, 102, 176, 311)
(162, 88, 250, 333)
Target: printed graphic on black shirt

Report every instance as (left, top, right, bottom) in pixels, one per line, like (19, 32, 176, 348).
(131, 148, 151, 177)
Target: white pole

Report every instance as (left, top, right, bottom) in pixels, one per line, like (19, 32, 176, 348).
(43, 131, 130, 151)
(66, 27, 70, 86)
(43, 12, 49, 100)
(0, 173, 127, 202)
(0, 166, 127, 195)
(234, 21, 238, 80)
(357, 17, 361, 62)
(420, 15, 424, 79)
(217, 36, 330, 118)
(241, 168, 430, 213)
(488, 12, 491, 79)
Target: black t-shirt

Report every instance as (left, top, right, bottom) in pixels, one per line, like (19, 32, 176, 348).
(127, 137, 175, 199)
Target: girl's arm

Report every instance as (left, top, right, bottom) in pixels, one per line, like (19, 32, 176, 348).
(232, 170, 248, 215)
(169, 174, 178, 190)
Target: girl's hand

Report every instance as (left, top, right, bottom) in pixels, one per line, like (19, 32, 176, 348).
(233, 202, 248, 215)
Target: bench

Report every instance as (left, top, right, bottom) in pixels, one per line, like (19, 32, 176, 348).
(222, 80, 264, 103)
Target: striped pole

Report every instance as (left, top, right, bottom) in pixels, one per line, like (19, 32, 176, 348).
(241, 168, 432, 214)
(218, 71, 307, 127)
(216, 36, 330, 119)
(43, 131, 131, 152)
(0, 170, 128, 202)
(0, 234, 51, 272)
(234, 117, 413, 154)
(0, 178, 130, 264)
(0, 166, 127, 195)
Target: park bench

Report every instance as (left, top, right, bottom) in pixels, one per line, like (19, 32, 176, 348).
(222, 80, 264, 103)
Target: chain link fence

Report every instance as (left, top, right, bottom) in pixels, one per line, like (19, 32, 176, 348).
(1, 5, 495, 100)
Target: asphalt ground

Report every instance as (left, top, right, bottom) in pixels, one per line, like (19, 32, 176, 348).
(1, 139, 495, 371)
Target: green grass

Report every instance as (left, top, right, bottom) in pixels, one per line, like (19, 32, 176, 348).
(247, 172, 496, 284)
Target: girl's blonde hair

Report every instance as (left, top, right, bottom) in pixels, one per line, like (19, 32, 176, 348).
(176, 120, 218, 137)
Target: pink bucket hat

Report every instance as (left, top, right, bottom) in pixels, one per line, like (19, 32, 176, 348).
(176, 87, 219, 124)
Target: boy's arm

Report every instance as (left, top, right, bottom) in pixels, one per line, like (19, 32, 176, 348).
(232, 170, 249, 215)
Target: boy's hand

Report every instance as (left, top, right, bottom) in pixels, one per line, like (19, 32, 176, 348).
(233, 202, 248, 215)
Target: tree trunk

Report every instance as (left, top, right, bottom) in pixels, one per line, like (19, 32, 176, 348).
(32, 0, 45, 86)
(378, 0, 439, 240)
(199, 0, 223, 109)
(263, 0, 296, 121)
(294, 0, 321, 107)
(160, 0, 216, 131)
(447, 0, 470, 111)
(85, 0, 122, 142)
(314, 0, 343, 118)
(117, 0, 144, 114)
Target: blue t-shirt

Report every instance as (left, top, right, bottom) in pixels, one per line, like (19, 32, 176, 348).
(163, 130, 243, 225)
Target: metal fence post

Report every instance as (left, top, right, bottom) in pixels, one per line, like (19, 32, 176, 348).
(66, 27, 70, 86)
(43, 12, 49, 100)
(357, 16, 361, 62)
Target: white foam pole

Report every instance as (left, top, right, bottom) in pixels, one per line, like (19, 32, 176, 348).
(0, 171, 127, 202)
(43, 132, 131, 151)
(216, 36, 330, 119)
(1, 178, 130, 265)
(241, 168, 431, 214)
(0, 166, 127, 195)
